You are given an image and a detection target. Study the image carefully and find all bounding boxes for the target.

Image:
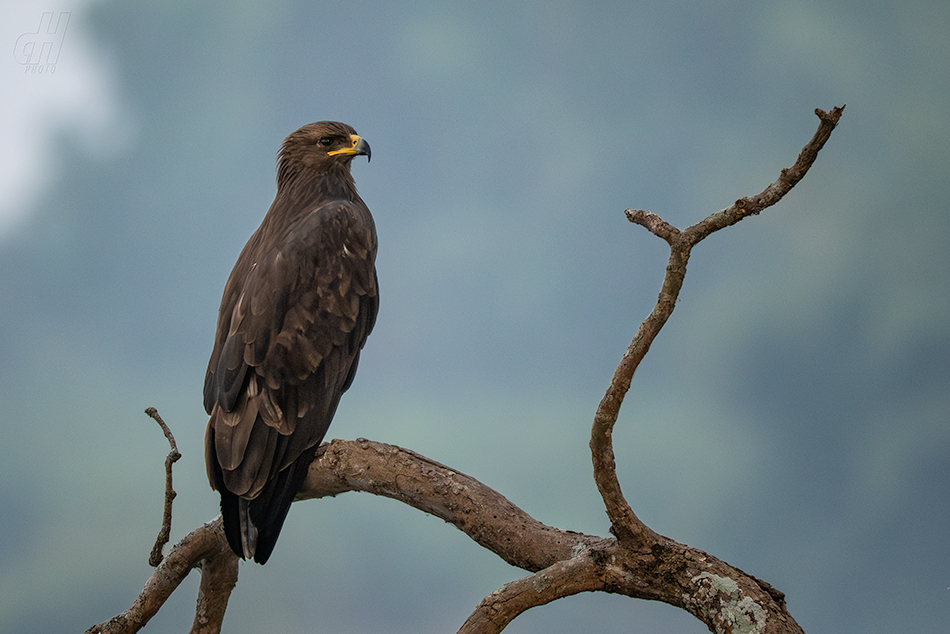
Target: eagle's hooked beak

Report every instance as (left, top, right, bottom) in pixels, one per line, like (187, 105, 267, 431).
(328, 134, 371, 162)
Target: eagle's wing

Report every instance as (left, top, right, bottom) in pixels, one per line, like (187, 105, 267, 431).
(203, 199, 377, 562)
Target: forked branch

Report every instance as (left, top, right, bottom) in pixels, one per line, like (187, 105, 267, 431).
(590, 105, 844, 548)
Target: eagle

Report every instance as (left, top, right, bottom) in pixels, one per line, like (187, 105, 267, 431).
(203, 121, 377, 564)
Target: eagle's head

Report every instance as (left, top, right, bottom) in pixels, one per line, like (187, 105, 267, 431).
(277, 121, 370, 189)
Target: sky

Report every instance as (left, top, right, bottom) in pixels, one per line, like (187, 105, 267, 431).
(0, 1, 948, 633)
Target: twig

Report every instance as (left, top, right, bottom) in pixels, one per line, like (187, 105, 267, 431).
(144, 407, 181, 567)
(684, 105, 846, 242)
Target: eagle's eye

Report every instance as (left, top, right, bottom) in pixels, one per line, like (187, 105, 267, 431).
(317, 137, 334, 147)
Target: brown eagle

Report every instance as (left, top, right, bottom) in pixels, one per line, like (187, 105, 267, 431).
(203, 121, 377, 564)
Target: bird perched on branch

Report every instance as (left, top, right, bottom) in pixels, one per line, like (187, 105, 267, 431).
(203, 121, 377, 564)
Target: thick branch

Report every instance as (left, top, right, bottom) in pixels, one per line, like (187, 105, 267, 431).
(301, 441, 803, 634)
(90, 439, 805, 634)
(301, 439, 600, 570)
(460, 536, 799, 634)
(191, 530, 239, 634)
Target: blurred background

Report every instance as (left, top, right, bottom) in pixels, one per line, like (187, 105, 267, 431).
(1, 1, 947, 632)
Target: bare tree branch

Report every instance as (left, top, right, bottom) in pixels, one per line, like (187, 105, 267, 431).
(301, 439, 601, 570)
(458, 547, 605, 634)
(460, 534, 802, 634)
(190, 523, 239, 634)
(684, 106, 845, 243)
(589, 225, 685, 546)
(590, 105, 845, 549)
(304, 440, 805, 634)
(143, 407, 181, 567)
(89, 438, 806, 634)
